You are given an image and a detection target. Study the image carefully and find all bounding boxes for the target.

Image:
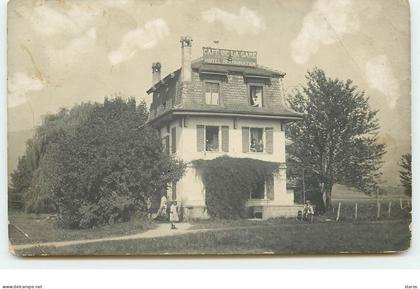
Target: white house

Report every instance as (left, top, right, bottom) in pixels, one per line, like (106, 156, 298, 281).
(147, 36, 302, 220)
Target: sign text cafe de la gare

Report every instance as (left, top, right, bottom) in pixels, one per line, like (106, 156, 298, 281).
(202, 47, 258, 67)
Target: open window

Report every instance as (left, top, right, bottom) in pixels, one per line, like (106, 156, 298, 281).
(250, 128, 264, 152)
(205, 82, 220, 105)
(250, 175, 275, 200)
(242, 127, 273, 154)
(197, 125, 229, 152)
(205, 126, 219, 151)
(251, 179, 265, 199)
(249, 85, 263, 107)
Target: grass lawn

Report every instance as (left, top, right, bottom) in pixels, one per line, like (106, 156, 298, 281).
(8, 211, 155, 245)
(14, 219, 411, 256)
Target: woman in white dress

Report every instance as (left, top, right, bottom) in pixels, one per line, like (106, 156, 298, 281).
(170, 201, 179, 229)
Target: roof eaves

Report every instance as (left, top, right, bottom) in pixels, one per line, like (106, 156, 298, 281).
(146, 69, 180, 94)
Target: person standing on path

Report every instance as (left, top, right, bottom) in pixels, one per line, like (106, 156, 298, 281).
(170, 201, 179, 229)
(146, 197, 152, 219)
(155, 193, 168, 220)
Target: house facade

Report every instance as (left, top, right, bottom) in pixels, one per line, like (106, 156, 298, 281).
(147, 36, 302, 220)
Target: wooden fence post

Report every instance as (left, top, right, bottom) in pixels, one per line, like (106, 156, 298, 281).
(388, 201, 392, 217)
(377, 201, 381, 219)
(336, 202, 341, 221)
(355, 203, 358, 220)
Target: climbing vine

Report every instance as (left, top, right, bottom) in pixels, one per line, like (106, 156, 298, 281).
(192, 156, 280, 219)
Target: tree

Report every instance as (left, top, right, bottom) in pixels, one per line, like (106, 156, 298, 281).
(399, 153, 412, 196)
(9, 97, 186, 228)
(9, 103, 98, 213)
(286, 68, 386, 210)
(9, 155, 32, 210)
(50, 98, 186, 228)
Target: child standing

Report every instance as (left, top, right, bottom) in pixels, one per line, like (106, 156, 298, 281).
(170, 201, 179, 229)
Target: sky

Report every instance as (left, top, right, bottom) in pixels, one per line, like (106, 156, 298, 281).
(7, 0, 411, 186)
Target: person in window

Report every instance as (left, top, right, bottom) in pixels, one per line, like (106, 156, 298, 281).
(251, 95, 261, 107)
(257, 139, 264, 152)
(250, 139, 258, 152)
(206, 137, 218, 151)
(250, 87, 262, 107)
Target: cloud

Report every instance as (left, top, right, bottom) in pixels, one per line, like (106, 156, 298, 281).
(365, 55, 399, 109)
(108, 18, 170, 66)
(46, 27, 97, 65)
(290, 0, 360, 64)
(22, 5, 96, 36)
(8, 72, 44, 107)
(201, 6, 266, 35)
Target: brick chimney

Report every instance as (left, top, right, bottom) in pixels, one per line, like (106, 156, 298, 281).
(180, 36, 193, 82)
(152, 62, 161, 85)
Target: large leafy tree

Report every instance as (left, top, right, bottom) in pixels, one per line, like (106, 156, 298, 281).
(399, 153, 412, 196)
(9, 104, 98, 212)
(287, 68, 386, 210)
(9, 97, 186, 228)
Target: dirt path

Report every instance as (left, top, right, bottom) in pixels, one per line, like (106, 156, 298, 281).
(11, 223, 203, 251)
(11, 222, 270, 252)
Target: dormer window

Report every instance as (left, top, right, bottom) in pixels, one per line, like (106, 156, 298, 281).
(250, 85, 263, 107)
(205, 82, 220, 105)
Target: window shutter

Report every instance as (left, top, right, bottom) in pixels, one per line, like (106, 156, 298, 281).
(165, 136, 170, 155)
(242, 127, 249, 153)
(171, 127, 176, 154)
(197, 125, 205, 152)
(266, 175, 274, 200)
(221, 126, 229, 152)
(172, 181, 177, 200)
(265, 127, 273, 154)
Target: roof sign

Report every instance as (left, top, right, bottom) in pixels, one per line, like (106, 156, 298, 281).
(202, 47, 257, 67)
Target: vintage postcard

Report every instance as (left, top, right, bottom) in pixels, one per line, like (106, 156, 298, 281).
(7, 0, 411, 256)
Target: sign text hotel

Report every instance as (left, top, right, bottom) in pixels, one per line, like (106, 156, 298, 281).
(202, 47, 257, 67)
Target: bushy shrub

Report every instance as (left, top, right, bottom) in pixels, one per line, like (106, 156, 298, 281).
(193, 156, 279, 219)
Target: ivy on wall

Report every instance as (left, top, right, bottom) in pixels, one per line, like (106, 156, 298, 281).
(192, 156, 280, 219)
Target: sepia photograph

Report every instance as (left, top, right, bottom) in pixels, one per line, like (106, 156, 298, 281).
(7, 0, 411, 256)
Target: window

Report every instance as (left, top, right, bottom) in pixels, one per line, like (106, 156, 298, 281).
(250, 175, 274, 200)
(250, 128, 264, 152)
(205, 82, 220, 105)
(251, 179, 265, 199)
(197, 125, 229, 152)
(205, 126, 219, 151)
(242, 127, 273, 154)
(250, 85, 263, 107)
